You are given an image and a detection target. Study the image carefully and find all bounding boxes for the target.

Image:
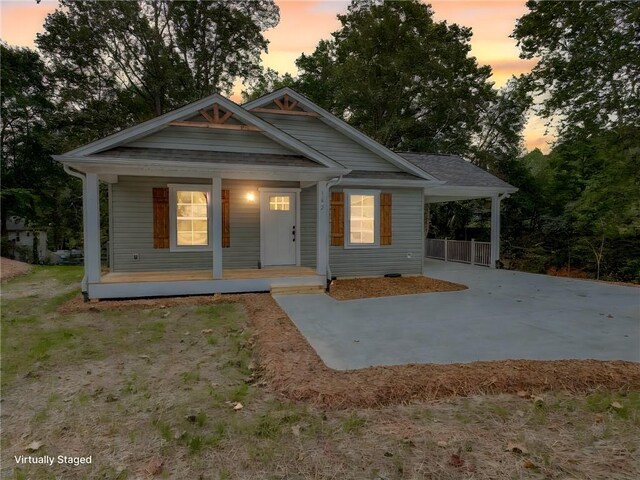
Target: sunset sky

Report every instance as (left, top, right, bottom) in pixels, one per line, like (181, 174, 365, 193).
(1, 0, 550, 151)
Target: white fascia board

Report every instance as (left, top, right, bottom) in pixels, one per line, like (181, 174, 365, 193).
(424, 185, 518, 198)
(339, 178, 434, 188)
(62, 94, 343, 170)
(55, 155, 349, 181)
(243, 87, 438, 181)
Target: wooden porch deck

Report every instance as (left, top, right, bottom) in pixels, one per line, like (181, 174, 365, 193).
(100, 266, 318, 284)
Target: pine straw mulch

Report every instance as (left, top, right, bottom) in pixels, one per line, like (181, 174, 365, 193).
(58, 293, 640, 410)
(1, 257, 32, 281)
(328, 275, 466, 300)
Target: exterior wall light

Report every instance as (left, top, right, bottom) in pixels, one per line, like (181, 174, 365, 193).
(246, 192, 256, 202)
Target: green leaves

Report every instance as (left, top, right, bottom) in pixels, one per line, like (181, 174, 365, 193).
(513, 1, 640, 135)
(36, 0, 279, 121)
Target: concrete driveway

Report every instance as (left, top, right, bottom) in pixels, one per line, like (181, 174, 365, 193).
(273, 260, 640, 370)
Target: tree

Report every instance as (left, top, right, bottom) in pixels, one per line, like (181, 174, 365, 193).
(37, 0, 279, 122)
(273, 0, 495, 154)
(242, 68, 296, 101)
(513, 0, 640, 135)
(0, 43, 82, 251)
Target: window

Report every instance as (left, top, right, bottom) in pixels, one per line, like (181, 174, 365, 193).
(269, 195, 290, 211)
(169, 185, 211, 251)
(346, 190, 379, 247)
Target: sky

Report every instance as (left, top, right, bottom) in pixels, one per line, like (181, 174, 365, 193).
(0, 0, 550, 152)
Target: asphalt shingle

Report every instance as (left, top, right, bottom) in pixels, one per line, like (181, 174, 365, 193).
(397, 152, 515, 189)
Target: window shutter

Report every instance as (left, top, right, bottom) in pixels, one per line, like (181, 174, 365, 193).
(330, 191, 344, 246)
(152, 187, 169, 248)
(222, 189, 230, 248)
(380, 192, 392, 245)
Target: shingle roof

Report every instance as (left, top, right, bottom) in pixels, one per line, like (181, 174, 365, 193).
(93, 147, 321, 168)
(397, 152, 515, 189)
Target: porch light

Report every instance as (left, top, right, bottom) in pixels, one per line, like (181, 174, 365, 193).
(246, 192, 256, 202)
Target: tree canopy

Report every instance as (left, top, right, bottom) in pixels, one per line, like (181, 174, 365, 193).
(513, 0, 640, 135)
(37, 0, 279, 122)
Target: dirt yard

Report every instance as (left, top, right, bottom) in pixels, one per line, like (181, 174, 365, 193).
(328, 275, 466, 300)
(2, 267, 639, 479)
(1, 257, 32, 281)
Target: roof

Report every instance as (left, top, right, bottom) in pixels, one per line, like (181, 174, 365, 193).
(94, 147, 319, 168)
(398, 153, 515, 189)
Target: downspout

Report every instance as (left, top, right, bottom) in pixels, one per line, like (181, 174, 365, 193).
(324, 175, 343, 283)
(63, 165, 89, 295)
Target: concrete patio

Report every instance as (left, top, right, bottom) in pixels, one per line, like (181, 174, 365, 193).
(273, 260, 640, 370)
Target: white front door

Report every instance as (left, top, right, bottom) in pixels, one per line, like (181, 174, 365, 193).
(261, 191, 297, 266)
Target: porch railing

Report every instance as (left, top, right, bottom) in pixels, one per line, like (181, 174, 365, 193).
(425, 238, 491, 267)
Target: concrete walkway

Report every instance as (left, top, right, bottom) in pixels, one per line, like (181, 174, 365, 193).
(273, 260, 639, 370)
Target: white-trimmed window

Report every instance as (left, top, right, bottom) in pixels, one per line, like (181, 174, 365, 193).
(345, 189, 379, 248)
(169, 184, 211, 251)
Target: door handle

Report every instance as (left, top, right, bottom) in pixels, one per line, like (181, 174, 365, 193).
(292, 225, 296, 242)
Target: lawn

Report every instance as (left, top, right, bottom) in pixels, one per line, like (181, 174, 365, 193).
(1, 267, 639, 479)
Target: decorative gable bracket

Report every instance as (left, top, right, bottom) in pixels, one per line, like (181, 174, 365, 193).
(251, 94, 320, 117)
(170, 103, 262, 132)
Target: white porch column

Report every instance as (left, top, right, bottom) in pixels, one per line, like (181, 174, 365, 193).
(316, 181, 329, 276)
(490, 195, 501, 269)
(211, 177, 223, 279)
(84, 173, 102, 284)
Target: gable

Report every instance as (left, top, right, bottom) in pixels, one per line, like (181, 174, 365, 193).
(244, 88, 437, 180)
(126, 125, 296, 156)
(59, 93, 345, 171)
(253, 111, 402, 172)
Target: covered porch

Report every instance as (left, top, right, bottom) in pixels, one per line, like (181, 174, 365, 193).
(75, 172, 335, 299)
(93, 266, 323, 299)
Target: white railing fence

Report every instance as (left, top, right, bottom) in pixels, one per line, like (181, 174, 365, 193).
(425, 238, 491, 267)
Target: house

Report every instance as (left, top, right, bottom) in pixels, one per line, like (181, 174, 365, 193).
(3, 216, 48, 263)
(54, 88, 516, 299)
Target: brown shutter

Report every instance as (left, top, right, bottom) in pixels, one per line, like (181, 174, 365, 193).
(222, 189, 230, 248)
(380, 192, 392, 245)
(330, 191, 344, 246)
(152, 187, 169, 248)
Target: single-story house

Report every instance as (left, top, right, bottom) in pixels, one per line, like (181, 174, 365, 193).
(54, 88, 516, 299)
(3, 216, 49, 263)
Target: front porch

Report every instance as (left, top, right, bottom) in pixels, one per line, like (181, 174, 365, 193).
(92, 266, 324, 299)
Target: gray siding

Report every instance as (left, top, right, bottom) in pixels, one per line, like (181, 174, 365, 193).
(111, 176, 212, 272)
(300, 185, 317, 268)
(329, 187, 424, 277)
(111, 176, 297, 272)
(255, 113, 401, 172)
(127, 126, 295, 156)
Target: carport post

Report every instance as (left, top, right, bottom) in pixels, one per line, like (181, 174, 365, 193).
(490, 195, 501, 268)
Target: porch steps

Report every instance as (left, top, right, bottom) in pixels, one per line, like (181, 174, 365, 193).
(270, 284, 325, 295)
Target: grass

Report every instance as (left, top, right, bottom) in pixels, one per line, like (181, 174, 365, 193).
(1, 266, 639, 479)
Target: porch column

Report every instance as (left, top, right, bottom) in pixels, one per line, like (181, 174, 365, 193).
(490, 194, 501, 269)
(84, 173, 101, 284)
(211, 177, 223, 279)
(316, 181, 328, 276)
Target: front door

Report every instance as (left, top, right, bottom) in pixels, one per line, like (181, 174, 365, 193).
(261, 192, 297, 266)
